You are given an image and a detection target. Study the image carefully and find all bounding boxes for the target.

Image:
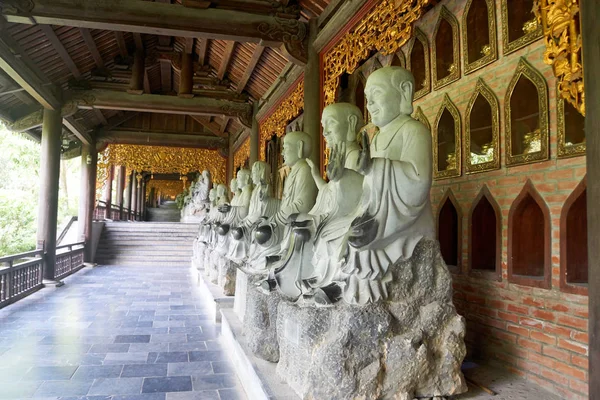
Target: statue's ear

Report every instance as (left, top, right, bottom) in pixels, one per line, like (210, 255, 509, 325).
(347, 114, 358, 138)
(400, 81, 413, 103)
(297, 140, 304, 158)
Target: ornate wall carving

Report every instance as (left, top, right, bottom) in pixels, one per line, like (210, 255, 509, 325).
(557, 90, 586, 158)
(234, 137, 250, 170)
(147, 180, 186, 198)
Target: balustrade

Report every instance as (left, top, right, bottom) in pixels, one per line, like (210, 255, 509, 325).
(0, 250, 44, 309)
(55, 242, 86, 280)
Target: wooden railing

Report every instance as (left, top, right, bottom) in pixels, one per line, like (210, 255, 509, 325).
(0, 250, 44, 309)
(55, 242, 85, 280)
(94, 200, 140, 221)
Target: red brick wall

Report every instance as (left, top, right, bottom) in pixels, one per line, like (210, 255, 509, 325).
(400, 1, 589, 398)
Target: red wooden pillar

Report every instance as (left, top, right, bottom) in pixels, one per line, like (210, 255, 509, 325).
(78, 141, 97, 262)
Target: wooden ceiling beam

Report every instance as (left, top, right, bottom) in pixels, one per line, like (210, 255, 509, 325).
(105, 111, 140, 130)
(184, 38, 194, 54)
(97, 129, 225, 149)
(0, 70, 35, 106)
(236, 44, 264, 93)
(190, 115, 228, 138)
(220, 116, 230, 134)
(197, 39, 208, 65)
(39, 25, 81, 78)
(63, 116, 93, 145)
(114, 32, 128, 57)
(79, 28, 104, 68)
(217, 41, 235, 80)
(94, 108, 108, 125)
(2, 0, 308, 64)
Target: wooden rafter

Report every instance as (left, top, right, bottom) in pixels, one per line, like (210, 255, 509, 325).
(0, 70, 34, 106)
(94, 108, 108, 125)
(218, 41, 236, 80)
(190, 115, 228, 138)
(236, 44, 264, 93)
(220, 116, 230, 134)
(79, 28, 104, 68)
(184, 38, 194, 54)
(97, 129, 224, 149)
(63, 116, 93, 145)
(198, 39, 208, 65)
(114, 32, 128, 57)
(105, 112, 140, 130)
(39, 25, 81, 78)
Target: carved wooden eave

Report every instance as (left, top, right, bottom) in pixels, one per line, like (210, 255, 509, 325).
(96, 129, 226, 149)
(1, 0, 308, 64)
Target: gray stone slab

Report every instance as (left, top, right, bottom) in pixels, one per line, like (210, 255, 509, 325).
(142, 376, 193, 393)
(88, 377, 144, 395)
(121, 363, 168, 378)
(71, 365, 124, 380)
(167, 362, 212, 376)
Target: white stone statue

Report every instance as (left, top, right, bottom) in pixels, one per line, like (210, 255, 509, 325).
(340, 66, 435, 305)
(246, 131, 318, 273)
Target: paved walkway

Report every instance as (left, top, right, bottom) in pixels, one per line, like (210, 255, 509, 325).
(0, 265, 247, 400)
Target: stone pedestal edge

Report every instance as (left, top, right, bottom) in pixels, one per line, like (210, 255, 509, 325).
(195, 268, 234, 323)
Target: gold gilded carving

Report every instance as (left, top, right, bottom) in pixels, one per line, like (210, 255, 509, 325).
(464, 79, 500, 174)
(413, 106, 430, 130)
(322, 0, 437, 106)
(432, 6, 461, 90)
(462, 0, 498, 74)
(407, 28, 431, 100)
(148, 180, 186, 198)
(433, 94, 461, 180)
(259, 80, 304, 161)
(504, 58, 549, 167)
(534, 0, 584, 116)
(501, 0, 543, 55)
(234, 137, 250, 170)
(557, 88, 585, 158)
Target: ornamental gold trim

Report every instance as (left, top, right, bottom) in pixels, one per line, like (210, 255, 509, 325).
(322, 0, 437, 106)
(534, 0, 584, 116)
(234, 137, 250, 170)
(464, 78, 500, 174)
(462, 0, 498, 74)
(407, 27, 431, 100)
(432, 6, 461, 90)
(557, 87, 586, 158)
(504, 58, 549, 167)
(413, 106, 430, 130)
(259, 80, 304, 161)
(501, 0, 543, 55)
(147, 180, 187, 198)
(433, 93, 462, 180)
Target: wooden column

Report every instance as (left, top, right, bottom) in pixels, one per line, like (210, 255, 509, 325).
(36, 108, 62, 282)
(227, 135, 235, 184)
(250, 101, 259, 166)
(125, 171, 133, 220)
(179, 52, 194, 98)
(78, 141, 97, 262)
(303, 18, 321, 167)
(116, 165, 126, 220)
(132, 172, 139, 220)
(140, 180, 147, 221)
(104, 165, 114, 219)
(582, 0, 600, 397)
(128, 49, 145, 94)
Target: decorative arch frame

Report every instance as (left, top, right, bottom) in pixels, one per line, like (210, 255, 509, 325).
(465, 78, 500, 174)
(433, 94, 462, 179)
(413, 106, 430, 131)
(557, 86, 586, 158)
(560, 176, 588, 295)
(462, 0, 498, 74)
(504, 58, 549, 167)
(388, 50, 406, 68)
(407, 27, 431, 100)
(468, 185, 502, 281)
(432, 6, 461, 89)
(501, 0, 543, 55)
(507, 180, 551, 289)
(436, 188, 463, 274)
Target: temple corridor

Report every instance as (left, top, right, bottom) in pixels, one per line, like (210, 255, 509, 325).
(0, 264, 246, 400)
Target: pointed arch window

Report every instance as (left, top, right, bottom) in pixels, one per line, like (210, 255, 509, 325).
(465, 79, 500, 173)
(437, 190, 462, 272)
(407, 28, 430, 100)
(390, 51, 406, 68)
(463, 0, 498, 73)
(434, 94, 461, 179)
(505, 58, 549, 166)
(501, 0, 542, 55)
(432, 6, 460, 89)
(508, 180, 551, 288)
(469, 186, 501, 280)
(560, 178, 588, 295)
(557, 91, 586, 158)
(413, 106, 430, 131)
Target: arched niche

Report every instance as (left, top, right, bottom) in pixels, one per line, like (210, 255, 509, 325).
(432, 6, 460, 89)
(434, 94, 461, 179)
(508, 180, 551, 289)
(413, 106, 430, 131)
(468, 186, 501, 280)
(557, 91, 586, 158)
(407, 28, 430, 100)
(462, 0, 498, 74)
(501, 0, 542, 55)
(465, 79, 500, 173)
(505, 58, 549, 166)
(560, 178, 588, 295)
(437, 189, 462, 272)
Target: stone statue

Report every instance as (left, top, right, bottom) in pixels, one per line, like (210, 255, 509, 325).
(339, 66, 435, 306)
(270, 103, 365, 304)
(246, 131, 318, 274)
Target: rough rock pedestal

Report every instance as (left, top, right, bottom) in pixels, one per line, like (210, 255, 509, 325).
(276, 239, 467, 400)
(218, 259, 237, 296)
(243, 284, 281, 363)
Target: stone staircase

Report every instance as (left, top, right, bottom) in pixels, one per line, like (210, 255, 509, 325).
(95, 221, 199, 267)
(147, 201, 181, 222)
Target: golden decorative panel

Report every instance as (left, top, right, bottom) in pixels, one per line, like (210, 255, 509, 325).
(147, 180, 186, 198)
(462, 0, 498, 74)
(534, 0, 584, 116)
(234, 137, 250, 170)
(557, 88, 586, 158)
(413, 106, 431, 130)
(465, 78, 500, 174)
(259, 80, 304, 161)
(433, 94, 462, 180)
(504, 58, 549, 166)
(407, 27, 431, 100)
(501, 0, 543, 55)
(322, 0, 437, 106)
(432, 6, 461, 90)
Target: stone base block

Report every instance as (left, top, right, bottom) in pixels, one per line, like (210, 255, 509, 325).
(196, 268, 234, 323)
(243, 285, 281, 362)
(234, 268, 249, 322)
(218, 258, 237, 296)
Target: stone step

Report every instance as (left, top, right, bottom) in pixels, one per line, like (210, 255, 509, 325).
(96, 255, 192, 262)
(96, 251, 193, 257)
(99, 234, 197, 240)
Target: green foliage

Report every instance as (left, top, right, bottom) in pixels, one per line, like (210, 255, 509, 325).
(176, 188, 190, 209)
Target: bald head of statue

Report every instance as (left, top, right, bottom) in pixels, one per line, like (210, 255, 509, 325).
(365, 66, 415, 128)
(321, 103, 364, 148)
(282, 131, 311, 167)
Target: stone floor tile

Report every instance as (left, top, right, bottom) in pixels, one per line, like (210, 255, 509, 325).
(89, 343, 130, 353)
(103, 352, 149, 364)
(211, 361, 234, 374)
(166, 391, 220, 400)
(218, 388, 247, 400)
(121, 363, 168, 378)
(168, 342, 207, 352)
(112, 394, 166, 400)
(167, 362, 212, 376)
(114, 335, 152, 343)
(71, 365, 124, 380)
(142, 376, 193, 393)
(23, 365, 78, 380)
(88, 377, 144, 395)
(150, 334, 187, 343)
(33, 380, 93, 397)
(0, 381, 42, 399)
(129, 343, 170, 353)
(188, 351, 227, 362)
(153, 352, 189, 363)
(190, 374, 237, 391)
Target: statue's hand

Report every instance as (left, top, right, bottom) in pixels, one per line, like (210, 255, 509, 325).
(357, 131, 372, 174)
(306, 158, 318, 175)
(327, 141, 346, 182)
